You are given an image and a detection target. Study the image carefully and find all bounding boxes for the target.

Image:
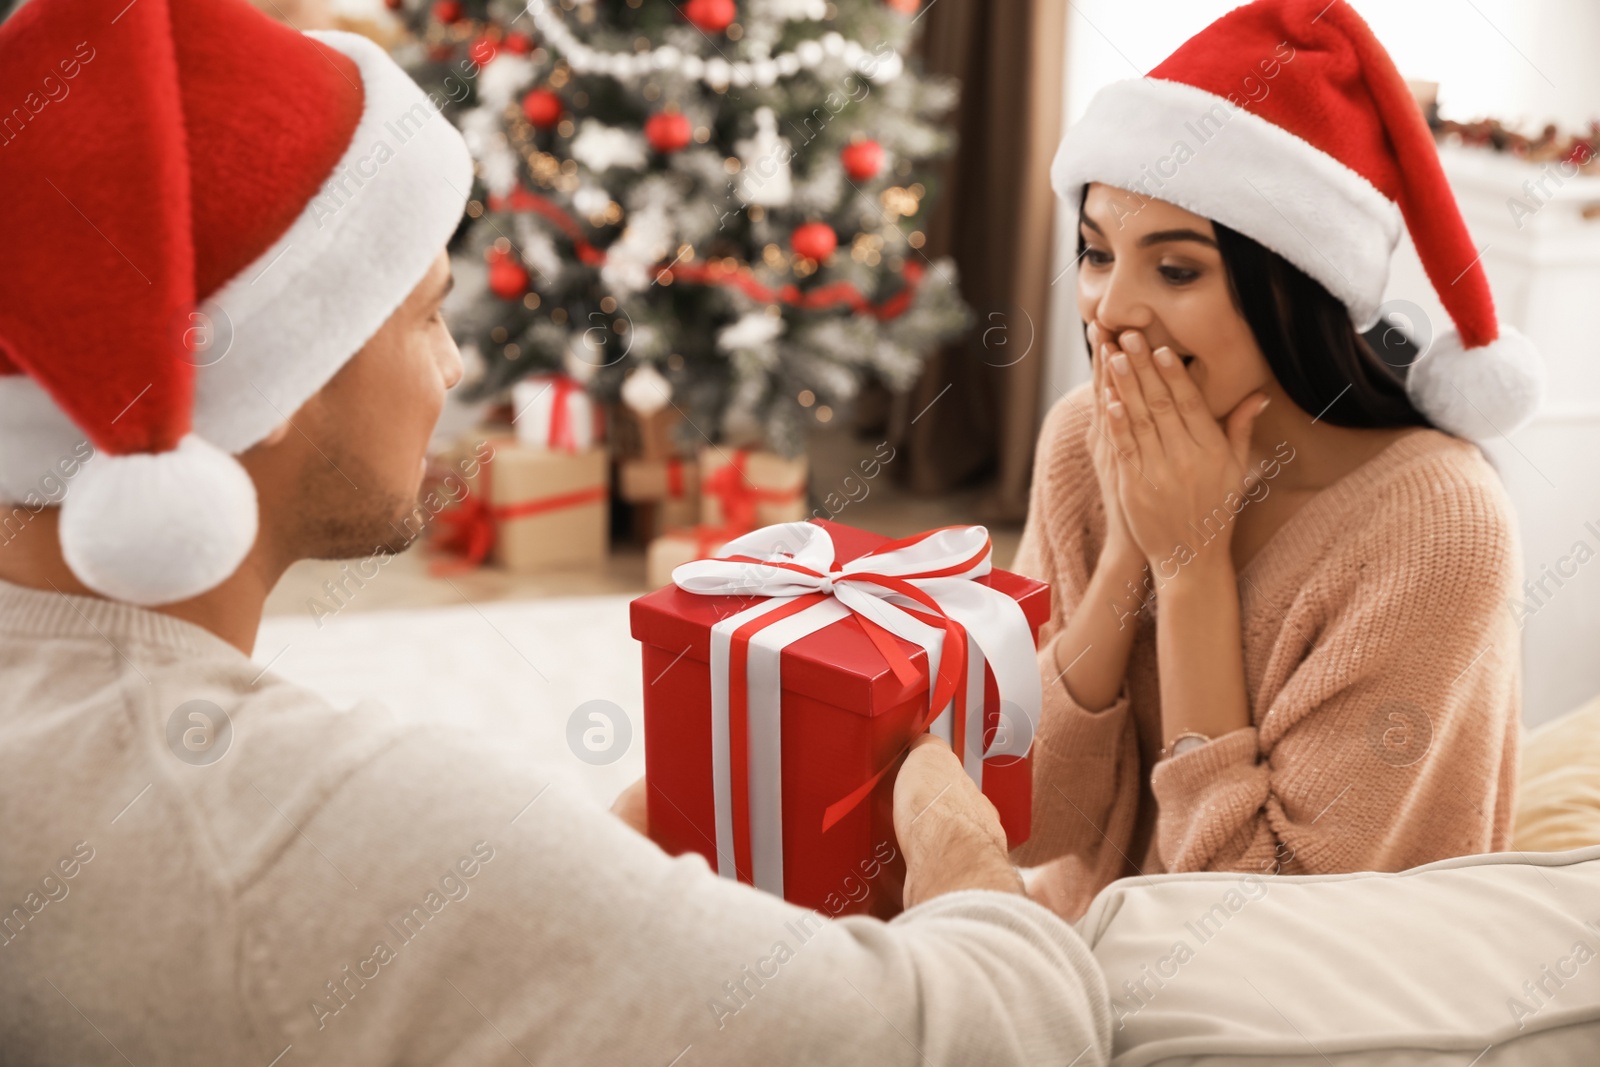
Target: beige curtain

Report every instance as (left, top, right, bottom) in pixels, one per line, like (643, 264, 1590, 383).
(890, 0, 1068, 522)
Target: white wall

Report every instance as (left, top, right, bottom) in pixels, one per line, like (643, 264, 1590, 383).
(1063, 0, 1600, 131)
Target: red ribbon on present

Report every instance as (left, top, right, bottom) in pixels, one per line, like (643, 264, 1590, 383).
(701, 450, 805, 533)
(546, 376, 581, 452)
(729, 551, 973, 831)
(665, 457, 687, 499)
(672, 523, 1041, 893)
(524, 374, 601, 454)
(430, 447, 606, 574)
(656, 451, 804, 582)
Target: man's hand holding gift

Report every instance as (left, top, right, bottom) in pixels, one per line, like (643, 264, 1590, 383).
(612, 732, 1025, 912)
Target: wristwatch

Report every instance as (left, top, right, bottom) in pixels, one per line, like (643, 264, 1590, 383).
(1160, 731, 1211, 760)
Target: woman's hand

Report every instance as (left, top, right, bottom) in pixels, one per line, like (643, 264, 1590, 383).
(1103, 328, 1270, 576)
(1083, 323, 1144, 573)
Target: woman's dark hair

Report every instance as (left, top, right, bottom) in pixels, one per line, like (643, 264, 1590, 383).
(1077, 188, 1434, 432)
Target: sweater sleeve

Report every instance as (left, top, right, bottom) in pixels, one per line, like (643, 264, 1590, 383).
(1007, 385, 1143, 914)
(235, 723, 1115, 1067)
(1147, 471, 1523, 878)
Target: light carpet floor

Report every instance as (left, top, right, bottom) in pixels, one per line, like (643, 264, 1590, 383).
(253, 595, 644, 807)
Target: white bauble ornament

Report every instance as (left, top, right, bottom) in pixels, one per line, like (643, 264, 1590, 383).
(475, 55, 535, 111)
(479, 145, 519, 197)
(621, 363, 674, 416)
(573, 183, 611, 218)
(754, 0, 827, 20)
(717, 310, 786, 352)
(569, 119, 649, 172)
(564, 330, 605, 383)
(735, 107, 793, 208)
(865, 48, 903, 83)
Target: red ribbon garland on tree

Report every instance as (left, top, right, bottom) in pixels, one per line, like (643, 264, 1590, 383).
(495, 187, 607, 266)
(487, 188, 926, 318)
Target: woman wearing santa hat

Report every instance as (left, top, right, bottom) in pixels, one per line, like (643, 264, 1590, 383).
(0, 0, 1118, 1061)
(1011, 0, 1541, 922)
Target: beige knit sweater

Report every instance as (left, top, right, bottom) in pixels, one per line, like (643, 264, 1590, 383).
(0, 579, 1113, 1065)
(1009, 382, 1524, 923)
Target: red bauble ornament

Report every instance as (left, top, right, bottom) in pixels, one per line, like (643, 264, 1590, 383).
(840, 139, 884, 181)
(384, 0, 402, 10)
(521, 88, 564, 129)
(467, 36, 498, 67)
(790, 222, 837, 262)
(433, 0, 464, 23)
(503, 31, 533, 55)
(645, 111, 693, 153)
(683, 0, 736, 33)
(488, 257, 529, 300)
(885, 0, 921, 12)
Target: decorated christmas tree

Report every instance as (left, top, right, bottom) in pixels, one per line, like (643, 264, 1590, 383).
(386, 0, 970, 457)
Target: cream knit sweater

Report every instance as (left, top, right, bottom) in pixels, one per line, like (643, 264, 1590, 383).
(0, 579, 1113, 1065)
(1010, 382, 1524, 923)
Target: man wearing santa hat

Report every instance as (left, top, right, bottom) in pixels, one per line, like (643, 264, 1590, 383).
(0, 0, 1112, 1063)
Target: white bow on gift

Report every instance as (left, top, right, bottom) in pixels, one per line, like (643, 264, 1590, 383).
(672, 521, 1042, 897)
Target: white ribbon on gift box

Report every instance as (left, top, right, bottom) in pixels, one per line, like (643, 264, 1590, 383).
(672, 521, 1042, 897)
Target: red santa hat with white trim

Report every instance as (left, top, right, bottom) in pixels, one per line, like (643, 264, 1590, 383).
(0, 0, 471, 605)
(1052, 0, 1544, 441)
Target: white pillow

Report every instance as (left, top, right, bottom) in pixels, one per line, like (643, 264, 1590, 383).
(1076, 844, 1600, 1065)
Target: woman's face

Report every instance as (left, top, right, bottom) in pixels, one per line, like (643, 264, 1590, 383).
(1076, 182, 1274, 419)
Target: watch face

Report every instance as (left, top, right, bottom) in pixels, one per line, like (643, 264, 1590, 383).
(1170, 735, 1207, 757)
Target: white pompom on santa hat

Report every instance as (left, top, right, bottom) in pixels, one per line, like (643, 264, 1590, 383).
(1052, 0, 1544, 441)
(0, 0, 471, 605)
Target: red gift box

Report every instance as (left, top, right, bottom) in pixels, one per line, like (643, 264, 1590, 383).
(629, 519, 1050, 918)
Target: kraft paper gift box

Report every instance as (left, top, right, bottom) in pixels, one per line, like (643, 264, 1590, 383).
(644, 524, 731, 590)
(621, 457, 701, 543)
(699, 448, 809, 529)
(611, 406, 680, 462)
(433, 434, 608, 574)
(629, 519, 1049, 917)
